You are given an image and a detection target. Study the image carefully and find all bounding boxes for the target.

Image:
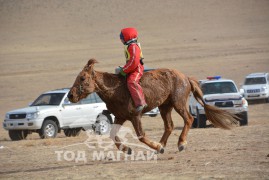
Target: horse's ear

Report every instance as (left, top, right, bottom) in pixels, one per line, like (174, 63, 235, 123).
(87, 58, 98, 67)
(85, 58, 98, 71)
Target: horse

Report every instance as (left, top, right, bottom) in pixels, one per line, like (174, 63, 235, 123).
(68, 58, 237, 154)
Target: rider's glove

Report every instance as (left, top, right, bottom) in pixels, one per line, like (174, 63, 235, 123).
(119, 67, 127, 77)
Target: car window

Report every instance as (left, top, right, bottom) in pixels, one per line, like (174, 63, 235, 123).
(80, 93, 103, 104)
(244, 77, 266, 85)
(31, 93, 65, 106)
(95, 93, 103, 103)
(202, 82, 237, 95)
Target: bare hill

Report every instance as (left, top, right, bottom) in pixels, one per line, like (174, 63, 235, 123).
(0, 1, 269, 178)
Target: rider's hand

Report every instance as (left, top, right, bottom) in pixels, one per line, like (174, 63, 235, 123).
(120, 67, 127, 77)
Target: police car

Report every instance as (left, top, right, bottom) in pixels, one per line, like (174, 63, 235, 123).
(3, 88, 114, 141)
(189, 76, 248, 128)
(240, 72, 269, 102)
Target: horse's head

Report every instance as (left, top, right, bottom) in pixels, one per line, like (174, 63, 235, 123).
(68, 59, 98, 103)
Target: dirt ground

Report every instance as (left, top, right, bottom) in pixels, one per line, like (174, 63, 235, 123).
(0, 0, 269, 179)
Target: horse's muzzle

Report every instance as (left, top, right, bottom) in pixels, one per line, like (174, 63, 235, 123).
(67, 92, 73, 100)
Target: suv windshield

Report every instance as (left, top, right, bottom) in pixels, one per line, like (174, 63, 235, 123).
(31, 93, 65, 106)
(201, 82, 237, 95)
(244, 77, 266, 85)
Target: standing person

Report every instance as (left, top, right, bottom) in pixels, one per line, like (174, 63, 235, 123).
(119, 27, 147, 113)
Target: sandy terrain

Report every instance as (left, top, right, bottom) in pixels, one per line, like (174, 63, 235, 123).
(0, 0, 269, 179)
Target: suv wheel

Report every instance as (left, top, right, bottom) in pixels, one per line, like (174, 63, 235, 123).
(193, 107, 207, 128)
(94, 115, 112, 135)
(198, 114, 207, 128)
(190, 106, 198, 128)
(39, 120, 58, 139)
(192, 117, 198, 128)
(237, 111, 248, 126)
(9, 130, 28, 141)
(64, 128, 82, 137)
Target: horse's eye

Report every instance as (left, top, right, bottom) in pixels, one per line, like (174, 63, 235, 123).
(80, 76, 85, 81)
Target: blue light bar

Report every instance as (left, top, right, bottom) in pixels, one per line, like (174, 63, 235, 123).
(207, 76, 221, 80)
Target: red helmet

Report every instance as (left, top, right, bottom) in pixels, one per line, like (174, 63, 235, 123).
(120, 27, 138, 44)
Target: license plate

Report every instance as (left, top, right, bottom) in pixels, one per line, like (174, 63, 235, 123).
(248, 95, 260, 97)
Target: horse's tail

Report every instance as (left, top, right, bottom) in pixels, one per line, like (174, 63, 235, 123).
(188, 77, 238, 130)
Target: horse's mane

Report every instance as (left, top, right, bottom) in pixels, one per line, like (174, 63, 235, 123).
(100, 72, 126, 88)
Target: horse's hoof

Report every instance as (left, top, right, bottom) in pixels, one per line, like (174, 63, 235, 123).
(157, 144, 165, 154)
(178, 145, 185, 152)
(127, 147, 132, 155)
(159, 147, 165, 154)
(119, 144, 132, 154)
(178, 141, 187, 152)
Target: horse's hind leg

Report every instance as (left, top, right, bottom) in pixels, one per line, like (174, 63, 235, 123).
(110, 117, 132, 154)
(174, 106, 194, 152)
(158, 104, 174, 148)
(131, 116, 164, 153)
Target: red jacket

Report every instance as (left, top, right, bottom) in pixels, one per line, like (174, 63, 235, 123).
(121, 28, 142, 74)
(123, 43, 141, 73)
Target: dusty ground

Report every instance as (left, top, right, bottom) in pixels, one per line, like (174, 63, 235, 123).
(0, 0, 269, 179)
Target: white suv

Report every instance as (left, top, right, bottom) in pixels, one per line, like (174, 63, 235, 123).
(240, 72, 269, 102)
(189, 76, 248, 128)
(3, 88, 114, 141)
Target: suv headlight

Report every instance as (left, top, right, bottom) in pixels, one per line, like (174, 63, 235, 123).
(5, 113, 9, 119)
(234, 100, 242, 107)
(261, 86, 268, 92)
(234, 98, 248, 108)
(206, 101, 214, 106)
(197, 103, 204, 109)
(26, 112, 39, 120)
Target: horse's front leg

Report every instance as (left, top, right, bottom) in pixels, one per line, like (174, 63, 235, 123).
(158, 104, 174, 148)
(110, 118, 132, 154)
(131, 116, 164, 154)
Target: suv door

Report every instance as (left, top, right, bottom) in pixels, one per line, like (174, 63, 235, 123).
(79, 93, 107, 126)
(60, 97, 85, 127)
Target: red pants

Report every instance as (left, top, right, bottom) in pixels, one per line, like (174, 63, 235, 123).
(127, 65, 146, 107)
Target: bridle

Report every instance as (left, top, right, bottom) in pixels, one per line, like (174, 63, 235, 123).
(76, 69, 96, 96)
(78, 84, 84, 95)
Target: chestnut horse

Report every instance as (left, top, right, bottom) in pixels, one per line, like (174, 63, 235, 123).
(68, 59, 237, 154)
